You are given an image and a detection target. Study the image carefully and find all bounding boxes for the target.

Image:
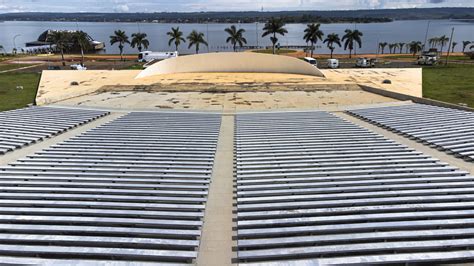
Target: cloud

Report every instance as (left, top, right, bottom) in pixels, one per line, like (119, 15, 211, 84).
(114, 4, 129, 12)
(428, 0, 445, 3)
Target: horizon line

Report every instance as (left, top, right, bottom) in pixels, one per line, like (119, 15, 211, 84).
(1, 6, 473, 15)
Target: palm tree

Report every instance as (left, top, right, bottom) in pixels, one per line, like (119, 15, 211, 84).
(167, 27, 186, 52)
(388, 43, 397, 54)
(187, 30, 208, 54)
(451, 42, 457, 53)
(261, 17, 288, 54)
(341, 29, 363, 58)
(409, 41, 423, 57)
(462, 41, 471, 53)
(438, 35, 449, 55)
(49, 30, 70, 66)
(323, 33, 341, 59)
(398, 42, 405, 54)
(131, 32, 150, 53)
(429, 37, 439, 48)
(224, 25, 247, 52)
(73, 31, 91, 66)
(378, 42, 388, 54)
(109, 30, 130, 61)
(303, 23, 324, 57)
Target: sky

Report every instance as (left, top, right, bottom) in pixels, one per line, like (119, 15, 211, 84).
(0, 0, 473, 13)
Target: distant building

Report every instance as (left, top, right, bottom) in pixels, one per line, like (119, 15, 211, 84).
(25, 30, 105, 51)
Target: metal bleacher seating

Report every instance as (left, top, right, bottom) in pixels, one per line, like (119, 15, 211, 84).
(0, 111, 221, 264)
(234, 111, 474, 265)
(347, 104, 474, 162)
(0, 106, 109, 155)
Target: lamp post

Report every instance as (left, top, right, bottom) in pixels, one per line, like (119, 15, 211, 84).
(423, 21, 431, 53)
(13, 34, 21, 54)
(13, 34, 21, 64)
(256, 22, 259, 49)
(206, 19, 210, 53)
(445, 27, 455, 66)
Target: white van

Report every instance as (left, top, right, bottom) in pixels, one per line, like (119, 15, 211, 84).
(303, 57, 318, 67)
(138, 51, 178, 63)
(355, 58, 376, 68)
(70, 64, 87, 70)
(327, 59, 339, 69)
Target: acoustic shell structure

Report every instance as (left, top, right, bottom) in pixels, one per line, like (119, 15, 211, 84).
(136, 52, 325, 79)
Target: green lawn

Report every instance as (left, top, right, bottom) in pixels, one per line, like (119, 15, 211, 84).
(0, 64, 34, 72)
(0, 73, 41, 111)
(423, 64, 474, 107)
(125, 63, 145, 70)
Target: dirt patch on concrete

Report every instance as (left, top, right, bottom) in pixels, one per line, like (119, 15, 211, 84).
(58, 90, 396, 112)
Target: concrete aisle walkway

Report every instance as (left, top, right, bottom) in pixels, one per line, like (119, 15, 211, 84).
(197, 114, 236, 266)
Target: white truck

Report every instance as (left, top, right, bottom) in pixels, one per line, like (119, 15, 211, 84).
(138, 51, 178, 63)
(303, 57, 318, 67)
(355, 58, 376, 68)
(417, 50, 439, 65)
(327, 59, 339, 69)
(70, 64, 87, 70)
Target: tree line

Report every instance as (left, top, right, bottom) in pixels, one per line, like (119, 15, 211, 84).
(2, 8, 473, 23)
(106, 17, 365, 60)
(29, 17, 474, 66)
(378, 38, 473, 57)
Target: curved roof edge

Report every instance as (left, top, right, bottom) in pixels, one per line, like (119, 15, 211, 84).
(136, 52, 325, 79)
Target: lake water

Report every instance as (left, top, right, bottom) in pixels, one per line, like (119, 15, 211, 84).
(0, 20, 473, 54)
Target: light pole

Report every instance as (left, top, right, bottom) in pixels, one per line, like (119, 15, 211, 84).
(423, 21, 431, 53)
(206, 19, 210, 53)
(13, 34, 21, 54)
(13, 34, 21, 64)
(445, 27, 455, 66)
(256, 22, 259, 49)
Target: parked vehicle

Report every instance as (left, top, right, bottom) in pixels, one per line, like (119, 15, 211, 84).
(327, 59, 339, 69)
(303, 57, 318, 67)
(70, 64, 87, 70)
(355, 57, 376, 68)
(138, 51, 178, 63)
(417, 50, 439, 65)
(466, 51, 474, 59)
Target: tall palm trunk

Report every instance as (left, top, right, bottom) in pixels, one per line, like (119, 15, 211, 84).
(60, 49, 65, 66)
(348, 48, 352, 59)
(310, 41, 314, 57)
(330, 48, 334, 59)
(119, 44, 124, 61)
(80, 47, 84, 66)
(272, 32, 276, 54)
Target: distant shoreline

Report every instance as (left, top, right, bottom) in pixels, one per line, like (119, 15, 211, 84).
(0, 7, 473, 24)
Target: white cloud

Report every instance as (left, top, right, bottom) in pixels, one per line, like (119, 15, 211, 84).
(114, 4, 129, 12)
